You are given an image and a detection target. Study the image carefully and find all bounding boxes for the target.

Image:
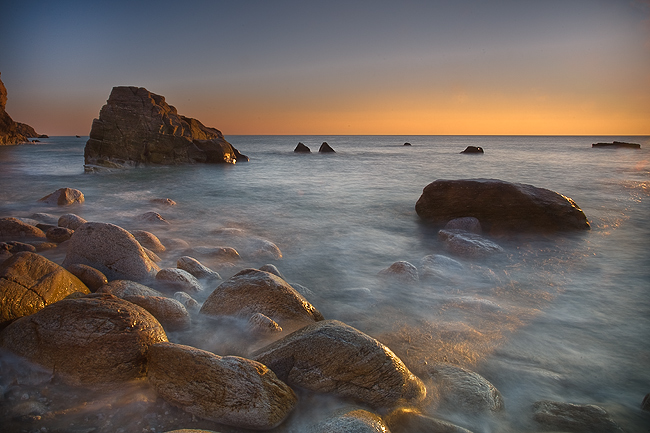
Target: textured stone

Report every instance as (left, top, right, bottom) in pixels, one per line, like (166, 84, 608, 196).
(131, 230, 166, 252)
(45, 226, 74, 243)
(65, 263, 108, 292)
(200, 269, 323, 332)
(176, 256, 221, 280)
(0, 217, 46, 241)
(310, 409, 389, 433)
(147, 342, 297, 429)
(415, 178, 590, 234)
(378, 261, 419, 283)
(84, 86, 246, 167)
(38, 188, 84, 206)
(253, 320, 426, 409)
(0, 294, 168, 384)
(57, 213, 87, 230)
(532, 400, 624, 433)
(62, 222, 160, 282)
(155, 268, 203, 293)
(444, 217, 482, 234)
(123, 295, 190, 331)
(97, 279, 163, 297)
(0, 252, 90, 325)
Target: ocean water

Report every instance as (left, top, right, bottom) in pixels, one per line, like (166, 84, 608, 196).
(0, 135, 649, 432)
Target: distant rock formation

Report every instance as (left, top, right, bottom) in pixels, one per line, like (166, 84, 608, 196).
(0, 73, 39, 146)
(592, 141, 640, 149)
(461, 146, 484, 154)
(415, 178, 590, 234)
(319, 142, 335, 153)
(294, 142, 311, 153)
(84, 86, 247, 169)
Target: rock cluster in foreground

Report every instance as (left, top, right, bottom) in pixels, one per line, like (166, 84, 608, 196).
(84, 86, 248, 169)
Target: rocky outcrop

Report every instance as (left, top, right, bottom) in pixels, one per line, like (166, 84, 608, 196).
(62, 222, 160, 282)
(0, 73, 39, 146)
(0, 252, 90, 326)
(592, 141, 640, 149)
(146, 342, 297, 429)
(84, 86, 247, 168)
(460, 146, 484, 154)
(319, 142, 336, 153)
(294, 142, 311, 153)
(0, 294, 168, 384)
(252, 320, 427, 409)
(415, 179, 590, 234)
(200, 268, 323, 332)
(0, 217, 46, 241)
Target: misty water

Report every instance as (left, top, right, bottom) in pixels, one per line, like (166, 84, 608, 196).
(1, 135, 649, 432)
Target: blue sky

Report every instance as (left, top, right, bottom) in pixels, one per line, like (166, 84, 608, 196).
(2, 0, 649, 135)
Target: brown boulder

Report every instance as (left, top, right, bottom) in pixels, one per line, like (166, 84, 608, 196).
(0, 294, 168, 384)
(38, 188, 85, 206)
(200, 268, 323, 332)
(84, 86, 246, 167)
(385, 407, 474, 433)
(57, 213, 87, 230)
(0, 252, 90, 325)
(97, 279, 163, 297)
(131, 229, 166, 252)
(45, 226, 74, 243)
(147, 342, 297, 429)
(122, 295, 190, 331)
(155, 268, 203, 293)
(252, 320, 427, 409)
(415, 179, 590, 234)
(65, 263, 108, 291)
(62, 222, 160, 282)
(0, 217, 46, 241)
(176, 256, 221, 280)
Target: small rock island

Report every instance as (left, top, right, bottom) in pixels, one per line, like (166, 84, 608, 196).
(592, 141, 641, 149)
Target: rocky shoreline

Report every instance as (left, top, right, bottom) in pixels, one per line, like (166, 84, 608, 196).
(0, 179, 630, 433)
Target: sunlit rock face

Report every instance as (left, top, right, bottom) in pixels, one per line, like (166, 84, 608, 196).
(0, 294, 168, 385)
(415, 178, 590, 234)
(84, 86, 246, 168)
(0, 251, 90, 326)
(147, 342, 297, 429)
(252, 320, 427, 409)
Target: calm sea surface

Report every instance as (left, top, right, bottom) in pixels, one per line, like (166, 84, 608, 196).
(1, 135, 649, 432)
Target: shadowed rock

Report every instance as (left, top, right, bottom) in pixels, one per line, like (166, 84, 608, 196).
(0, 252, 90, 325)
(84, 86, 247, 168)
(415, 178, 590, 234)
(460, 146, 484, 154)
(319, 142, 336, 153)
(0, 73, 37, 146)
(0, 294, 168, 384)
(253, 320, 427, 409)
(147, 342, 297, 429)
(385, 407, 474, 433)
(592, 141, 640, 149)
(532, 400, 624, 433)
(294, 142, 311, 153)
(438, 229, 504, 258)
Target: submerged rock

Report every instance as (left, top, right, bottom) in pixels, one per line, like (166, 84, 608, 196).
(378, 260, 420, 283)
(592, 141, 640, 149)
(415, 178, 590, 234)
(155, 268, 203, 293)
(0, 294, 168, 384)
(0, 252, 90, 325)
(253, 320, 427, 409)
(38, 188, 84, 206)
(444, 216, 482, 234)
(532, 400, 624, 433)
(200, 268, 323, 332)
(438, 229, 504, 258)
(84, 86, 247, 168)
(176, 256, 221, 280)
(385, 407, 474, 433)
(147, 342, 297, 429)
(62, 222, 160, 282)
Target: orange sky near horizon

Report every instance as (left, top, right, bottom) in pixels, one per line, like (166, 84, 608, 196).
(1, 1, 649, 136)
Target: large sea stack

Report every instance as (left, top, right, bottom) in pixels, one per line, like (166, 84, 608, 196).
(84, 86, 247, 169)
(0, 72, 39, 145)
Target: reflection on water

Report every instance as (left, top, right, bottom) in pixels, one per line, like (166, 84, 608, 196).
(0, 135, 649, 432)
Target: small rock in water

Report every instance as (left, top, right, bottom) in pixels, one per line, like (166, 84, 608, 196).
(444, 217, 482, 234)
(532, 400, 624, 433)
(136, 211, 170, 225)
(131, 230, 166, 253)
(378, 260, 419, 283)
(151, 198, 176, 206)
(155, 268, 203, 293)
(642, 393, 650, 411)
(58, 213, 87, 230)
(460, 146, 484, 154)
(173, 291, 201, 312)
(385, 407, 474, 433)
(38, 188, 84, 206)
(176, 256, 221, 280)
(0, 241, 36, 253)
(310, 408, 388, 433)
(294, 142, 311, 153)
(438, 229, 504, 258)
(319, 142, 336, 153)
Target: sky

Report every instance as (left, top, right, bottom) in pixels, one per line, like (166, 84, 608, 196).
(1, 0, 649, 136)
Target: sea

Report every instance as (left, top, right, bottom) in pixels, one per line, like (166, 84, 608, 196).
(0, 135, 649, 432)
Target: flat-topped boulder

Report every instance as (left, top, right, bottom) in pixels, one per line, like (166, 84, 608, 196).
(592, 141, 640, 149)
(84, 86, 247, 168)
(415, 178, 590, 234)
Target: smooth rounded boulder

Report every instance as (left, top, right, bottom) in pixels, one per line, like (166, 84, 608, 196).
(0, 252, 90, 325)
(62, 222, 160, 282)
(58, 213, 87, 230)
(532, 400, 624, 433)
(0, 295, 168, 384)
(147, 342, 297, 429)
(65, 263, 108, 291)
(415, 178, 590, 234)
(438, 229, 505, 258)
(0, 217, 46, 241)
(176, 256, 221, 280)
(97, 279, 163, 297)
(122, 295, 190, 331)
(131, 230, 166, 253)
(155, 268, 203, 293)
(252, 320, 426, 409)
(310, 409, 389, 433)
(200, 268, 323, 332)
